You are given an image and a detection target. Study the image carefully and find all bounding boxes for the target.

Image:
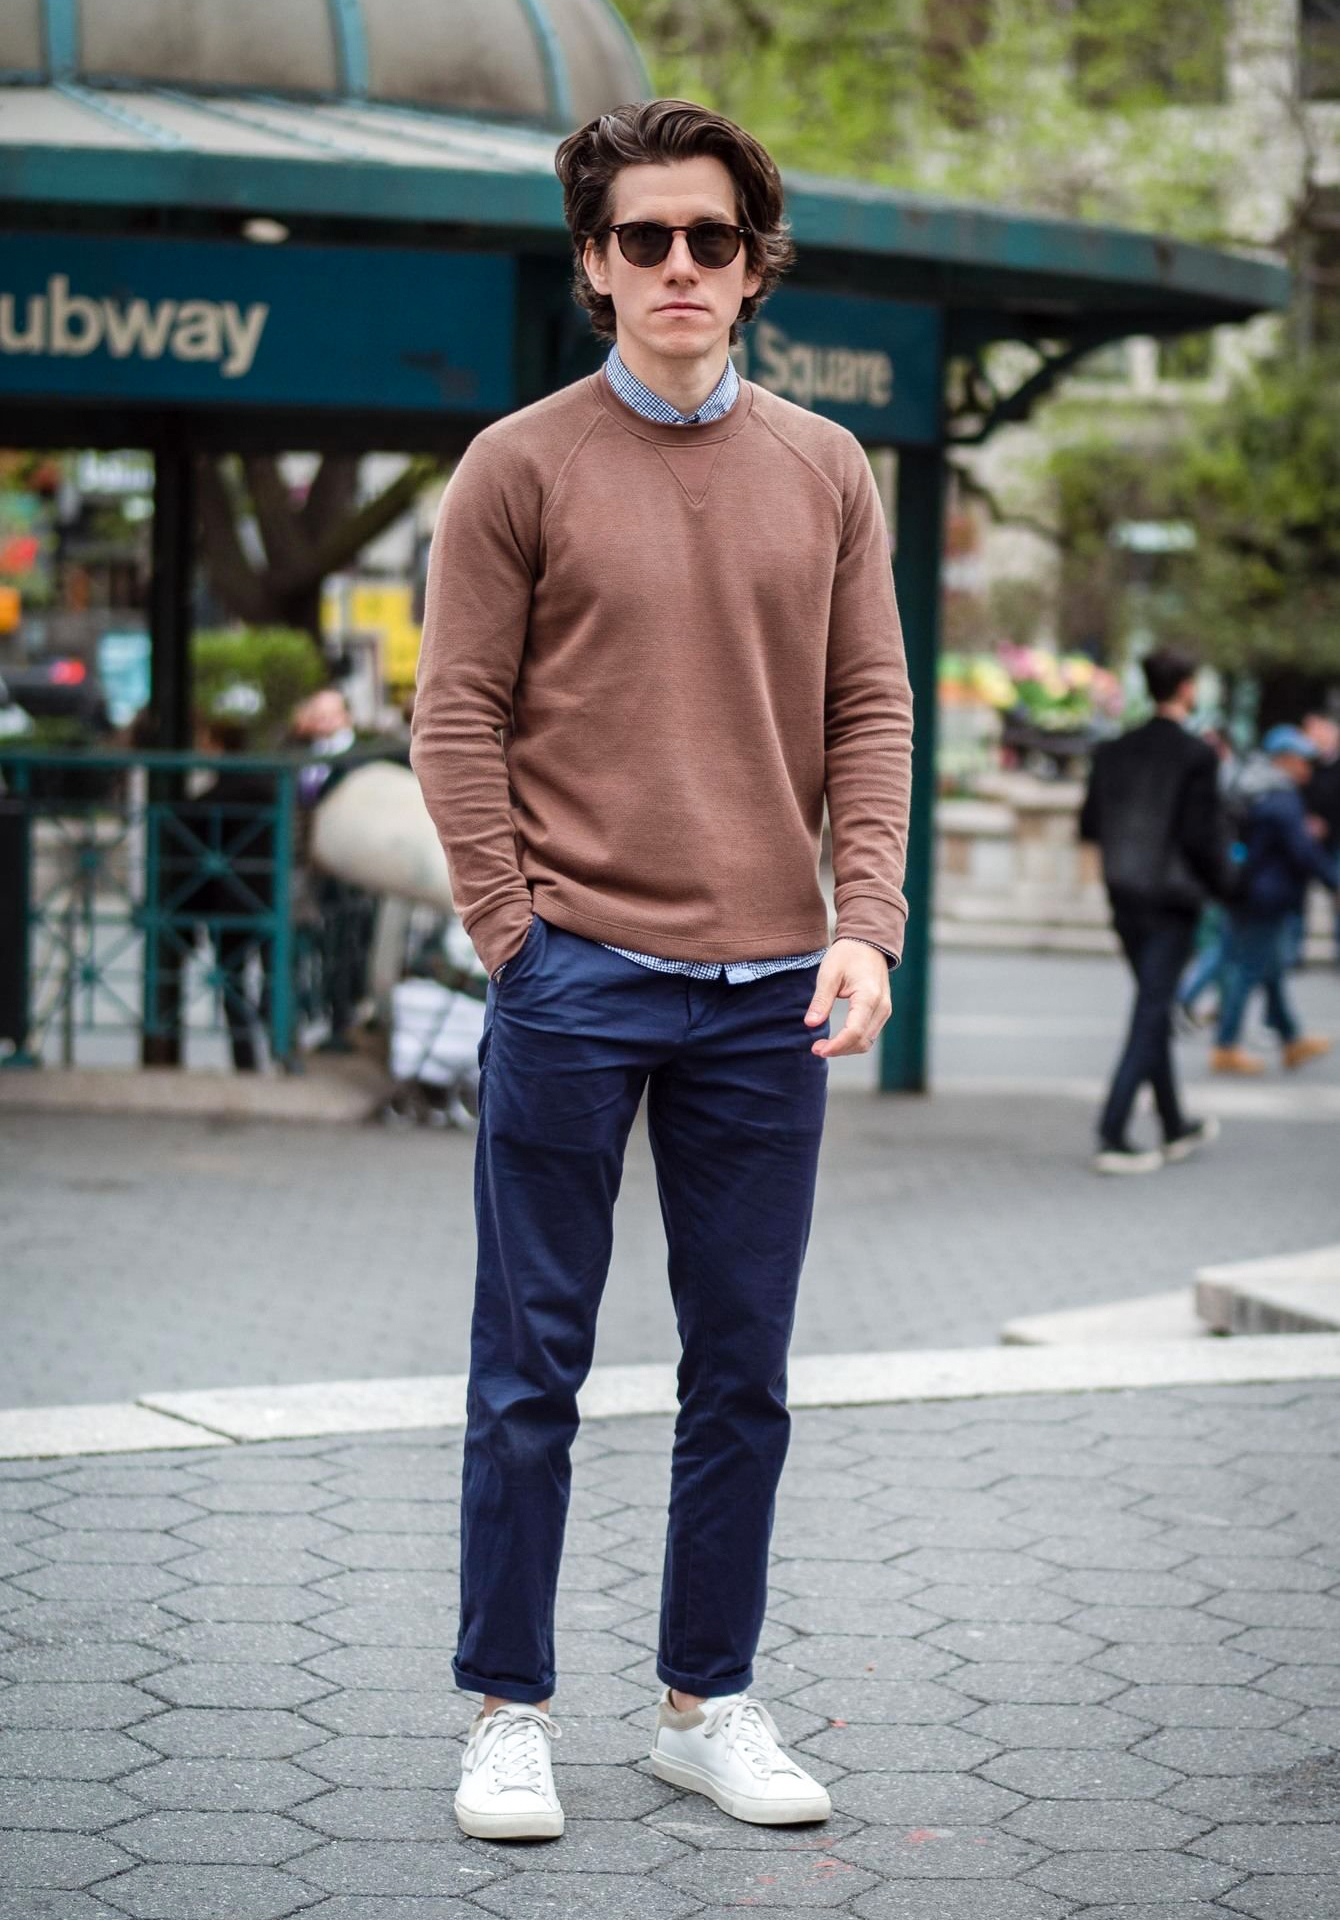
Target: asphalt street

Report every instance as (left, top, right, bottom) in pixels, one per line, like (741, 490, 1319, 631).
(2, 950, 1337, 1412)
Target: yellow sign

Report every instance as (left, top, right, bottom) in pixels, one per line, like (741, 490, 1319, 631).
(324, 580, 422, 687)
(0, 585, 19, 633)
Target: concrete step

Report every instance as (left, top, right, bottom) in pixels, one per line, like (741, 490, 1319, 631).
(1001, 1289, 1213, 1346)
(1195, 1245, 1340, 1336)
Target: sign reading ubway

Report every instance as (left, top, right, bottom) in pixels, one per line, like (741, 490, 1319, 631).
(0, 234, 516, 415)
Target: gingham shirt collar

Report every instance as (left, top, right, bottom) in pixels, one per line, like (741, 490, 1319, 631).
(605, 344, 739, 425)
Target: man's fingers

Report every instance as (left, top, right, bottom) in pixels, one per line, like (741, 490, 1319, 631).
(804, 972, 839, 1025)
(810, 984, 889, 1057)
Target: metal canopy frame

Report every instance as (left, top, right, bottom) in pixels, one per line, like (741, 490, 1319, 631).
(0, 85, 1291, 1092)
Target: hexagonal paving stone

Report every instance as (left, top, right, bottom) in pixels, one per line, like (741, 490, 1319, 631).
(297, 1690, 465, 1740)
(150, 1623, 335, 1664)
(290, 1603, 451, 1648)
(1187, 1821, 1340, 1873)
(93, 1863, 320, 1919)
(941, 1661, 1124, 1706)
(157, 1550, 336, 1588)
(979, 1747, 1181, 1799)
(828, 1770, 1021, 1826)
(29, 1531, 196, 1567)
(660, 1844, 877, 1906)
(292, 1734, 462, 1790)
(903, 1585, 1077, 1625)
(9, 1564, 187, 1603)
(293, 1838, 499, 1896)
(1003, 1798, 1210, 1849)
(783, 1677, 969, 1725)
(1023, 1848, 1241, 1904)
(118, 1757, 326, 1812)
(953, 1702, 1153, 1748)
(30, 1496, 207, 1532)
(770, 1635, 956, 1681)
(0, 1831, 132, 1888)
(470, 1873, 697, 1920)
(851, 1883, 1073, 1919)
(1110, 1684, 1298, 1729)
(110, 1811, 319, 1865)
(0, 1682, 158, 1730)
(170, 1515, 348, 1552)
(0, 1644, 170, 1684)
(926, 1620, 1105, 1663)
(1087, 1642, 1273, 1686)
(833, 1826, 1045, 1879)
(1133, 1726, 1327, 1775)
(0, 1896, 119, 1919)
(0, 1778, 141, 1830)
(302, 1647, 457, 1691)
(797, 1721, 1000, 1772)
(157, 1585, 333, 1624)
(133, 1708, 329, 1759)
(0, 1727, 151, 1781)
(1219, 1873, 1340, 1917)
(174, 1484, 342, 1516)
(139, 1664, 333, 1712)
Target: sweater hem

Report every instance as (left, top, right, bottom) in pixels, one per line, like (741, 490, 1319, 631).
(535, 893, 832, 964)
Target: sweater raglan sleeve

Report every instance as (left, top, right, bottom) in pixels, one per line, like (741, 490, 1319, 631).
(408, 434, 540, 978)
(823, 444, 915, 964)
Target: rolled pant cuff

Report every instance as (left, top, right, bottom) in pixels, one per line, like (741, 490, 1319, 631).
(453, 1661, 554, 1704)
(656, 1657, 754, 1698)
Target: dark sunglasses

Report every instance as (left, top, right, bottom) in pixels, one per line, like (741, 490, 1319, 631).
(600, 221, 750, 269)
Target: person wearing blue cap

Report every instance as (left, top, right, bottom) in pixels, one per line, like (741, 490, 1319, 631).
(1211, 724, 1338, 1073)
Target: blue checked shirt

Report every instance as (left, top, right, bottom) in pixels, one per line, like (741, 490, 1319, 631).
(596, 346, 892, 985)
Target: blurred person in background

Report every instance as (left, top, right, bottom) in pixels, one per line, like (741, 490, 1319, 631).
(1080, 647, 1233, 1175)
(1304, 711, 1340, 964)
(1211, 724, 1337, 1074)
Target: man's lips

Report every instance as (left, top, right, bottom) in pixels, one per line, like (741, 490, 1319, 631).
(656, 302, 709, 312)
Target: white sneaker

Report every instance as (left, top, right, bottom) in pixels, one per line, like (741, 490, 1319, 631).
(454, 1703, 563, 1839)
(649, 1689, 831, 1825)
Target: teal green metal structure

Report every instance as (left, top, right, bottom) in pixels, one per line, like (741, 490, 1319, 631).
(0, 9, 1291, 1084)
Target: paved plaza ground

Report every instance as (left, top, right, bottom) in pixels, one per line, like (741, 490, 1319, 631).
(1, 1382, 1338, 1918)
(2, 948, 1339, 1915)
(2, 951, 1338, 1411)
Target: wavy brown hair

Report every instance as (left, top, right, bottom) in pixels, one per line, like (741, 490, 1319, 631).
(553, 99, 795, 347)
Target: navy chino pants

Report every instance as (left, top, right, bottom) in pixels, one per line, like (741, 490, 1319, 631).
(454, 912, 830, 1704)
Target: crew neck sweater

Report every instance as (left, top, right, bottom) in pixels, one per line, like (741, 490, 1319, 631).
(409, 370, 914, 981)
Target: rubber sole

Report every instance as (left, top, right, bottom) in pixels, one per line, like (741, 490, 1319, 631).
(1164, 1116, 1221, 1164)
(454, 1795, 564, 1840)
(649, 1749, 831, 1825)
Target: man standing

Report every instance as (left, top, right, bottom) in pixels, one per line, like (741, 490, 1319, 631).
(410, 100, 912, 1840)
(1080, 648, 1231, 1173)
(1212, 724, 1337, 1072)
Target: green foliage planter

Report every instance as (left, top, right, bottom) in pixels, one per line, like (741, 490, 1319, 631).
(192, 627, 326, 748)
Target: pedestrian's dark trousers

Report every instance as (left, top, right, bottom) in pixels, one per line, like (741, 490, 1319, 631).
(1099, 905, 1196, 1148)
(454, 913, 830, 1704)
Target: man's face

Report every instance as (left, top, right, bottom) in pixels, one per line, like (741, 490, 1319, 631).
(582, 154, 762, 368)
(1304, 715, 1340, 762)
(1275, 751, 1314, 787)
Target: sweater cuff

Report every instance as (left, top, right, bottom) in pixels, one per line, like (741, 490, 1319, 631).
(842, 936, 900, 971)
(466, 896, 534, 981)
(834, 898, 907, 968)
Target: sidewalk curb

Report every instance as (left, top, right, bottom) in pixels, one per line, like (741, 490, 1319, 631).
(3, 1334, 1340, 1460)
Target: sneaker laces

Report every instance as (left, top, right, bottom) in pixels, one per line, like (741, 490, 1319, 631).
(698, 1695, 798, 1780)
(466, 1705, 559, 1796)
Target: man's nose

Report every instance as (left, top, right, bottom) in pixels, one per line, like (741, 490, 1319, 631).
(662, 232, 700, 278)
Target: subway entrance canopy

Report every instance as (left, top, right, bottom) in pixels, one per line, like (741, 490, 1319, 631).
(0, 0, 1290, 1089)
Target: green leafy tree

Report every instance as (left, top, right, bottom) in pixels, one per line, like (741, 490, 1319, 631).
(615, 0, 1231, 239)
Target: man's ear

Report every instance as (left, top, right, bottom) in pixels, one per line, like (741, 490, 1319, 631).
(583, 236, 610, 296)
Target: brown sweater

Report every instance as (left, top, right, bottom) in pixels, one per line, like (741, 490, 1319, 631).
(410, 371, 913, 981)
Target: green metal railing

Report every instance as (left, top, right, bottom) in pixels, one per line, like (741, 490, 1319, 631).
(0, 748, 304, 1070)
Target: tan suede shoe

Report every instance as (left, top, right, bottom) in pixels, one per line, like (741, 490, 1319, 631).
(1209, 1046, 1266, 1075)
(1283, 1035, 1333, 1070)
